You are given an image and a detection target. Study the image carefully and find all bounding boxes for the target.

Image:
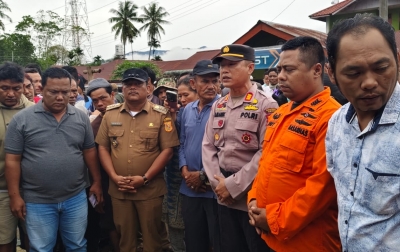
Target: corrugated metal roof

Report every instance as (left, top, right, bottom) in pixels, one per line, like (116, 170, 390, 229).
(309, 0, 356, 19)
(258, 20, 327, 46)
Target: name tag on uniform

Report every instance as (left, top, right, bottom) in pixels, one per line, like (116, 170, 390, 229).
(111, 122, 122, 126)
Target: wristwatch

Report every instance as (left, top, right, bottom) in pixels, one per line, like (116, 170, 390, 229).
(199, 170, 206, 182)
(142, 175, 149, 186)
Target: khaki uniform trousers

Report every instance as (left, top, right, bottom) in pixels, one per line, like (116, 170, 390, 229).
(112, 196, 164, 252)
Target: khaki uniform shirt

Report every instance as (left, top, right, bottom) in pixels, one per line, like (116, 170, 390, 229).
(96, 101, 180, 200)
(202, 83, 278, 211)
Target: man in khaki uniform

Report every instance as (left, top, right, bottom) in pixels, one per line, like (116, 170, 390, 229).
(96, 68, 179, 252)
(202, 45, 278, 252)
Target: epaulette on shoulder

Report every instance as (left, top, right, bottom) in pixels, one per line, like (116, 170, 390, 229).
(257, 89, 268, 97)
(106, 103, 122, 111)
(153, 105, 168, 114)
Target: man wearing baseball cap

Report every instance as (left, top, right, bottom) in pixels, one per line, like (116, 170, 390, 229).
(96, 68, 180, 252)
(202, 45, 278, 251)
(179, 59, 221, 252)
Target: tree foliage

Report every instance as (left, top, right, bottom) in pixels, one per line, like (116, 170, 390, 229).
(0, 0, 12, 32)
(66, 47, 84, 66)
(148, 38, 160, 60)
(109, 1, 142, 57)
(15, 11, 63, 59)
(90, 55, 104, 66)
(45, 45, 69, 65)
(0, 33, 36, 65)
(140, 2, 169, 60)
(112, 60, 162, 80)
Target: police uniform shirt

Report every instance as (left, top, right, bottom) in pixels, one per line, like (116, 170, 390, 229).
(96, 101, 180, 200)
(202, 83, 278, 211)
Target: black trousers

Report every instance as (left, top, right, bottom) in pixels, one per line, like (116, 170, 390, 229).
(181, 195, 220, 252)
(218, 204, 271, 252)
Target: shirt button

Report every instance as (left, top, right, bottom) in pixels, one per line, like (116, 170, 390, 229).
(350, 192, 354, 196)
(345, 220, 348, 224)
(128, 160, 131, 163)
(131, 130, 134, 133)
(353, 163, 357, 168)
(129, 145, 132, 148)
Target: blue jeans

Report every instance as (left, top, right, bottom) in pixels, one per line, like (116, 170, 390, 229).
(25, 190, 88, 252)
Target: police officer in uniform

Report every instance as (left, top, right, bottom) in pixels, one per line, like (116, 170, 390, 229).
(202, 44, 278, 252)
(96, 68, 180, 252)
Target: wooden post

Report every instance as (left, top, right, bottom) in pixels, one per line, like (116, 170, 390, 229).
(379, 0, 388, 21)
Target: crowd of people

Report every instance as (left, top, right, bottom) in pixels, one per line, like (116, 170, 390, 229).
(0, 13, 400, 252)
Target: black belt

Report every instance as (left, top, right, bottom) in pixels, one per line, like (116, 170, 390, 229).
(220, 168, 234, 177)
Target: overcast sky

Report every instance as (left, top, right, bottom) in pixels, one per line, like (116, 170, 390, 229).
(3, 0, 336, 61)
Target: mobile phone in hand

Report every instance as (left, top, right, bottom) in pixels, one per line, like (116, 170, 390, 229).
(166, 90, 178, 110)
(89, 194, 98, 208)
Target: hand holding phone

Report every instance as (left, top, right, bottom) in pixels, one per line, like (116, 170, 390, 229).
(89, 194, 98, 208)
(166, 90, 178, 110)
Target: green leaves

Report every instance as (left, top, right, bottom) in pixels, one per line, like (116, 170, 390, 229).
(0, 33, 35, 65)
(109, 1, 143, 57)
(0, 0, 12, 32)
(112, 61, 162, 80)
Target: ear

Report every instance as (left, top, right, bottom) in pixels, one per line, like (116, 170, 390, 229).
(327, 65, 337, 85)
(110, 91, 115, 99)
(314, 63, 323, 79)
(247, 62, 255, 75)
(190, 78, 196, 90)
(397, 49, 400, 72)
(146, 84, 151, 95)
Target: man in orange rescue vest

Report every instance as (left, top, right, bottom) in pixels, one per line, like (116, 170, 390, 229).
(248, 36, 341, 251)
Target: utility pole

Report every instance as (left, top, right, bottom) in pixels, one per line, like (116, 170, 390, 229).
(379, 0, 388, 21)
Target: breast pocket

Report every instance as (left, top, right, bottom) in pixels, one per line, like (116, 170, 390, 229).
(361, 167, 400, 215)
(108, 129, 124, 150)
(139, 131, 159, 152)
(276, 134, 308, 172)
(234, 119, 259, 150)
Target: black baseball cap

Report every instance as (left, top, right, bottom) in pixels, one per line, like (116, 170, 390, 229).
(213, 44, 255, 64)
(192, 60, 220, 76)
(122, 68, 148, 83)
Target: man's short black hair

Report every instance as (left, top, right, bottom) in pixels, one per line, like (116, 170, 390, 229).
(42, 67, 72, 88)
(24, 67, 39, 74)
(25, 63, 42, 76)
(0, 62, 25, 84)
(88, 86, 113, 97)
(139, 66, 156, 85)
(62, 66, 79, 82)
(327, 13, 398, 73)
(267, 68, 278, 75)
(281, 36, 325, 72)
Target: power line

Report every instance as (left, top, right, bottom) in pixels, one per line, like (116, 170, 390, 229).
(91, 0, 222, 43)
(271, 0, 296, 21)
(168, 0, 221, 22)
(87, 0, 119, 14)
(168, 0, 205, 16)
(4, 4, 65, 27)
(92, 0, 272, 49)
(167, 0, 198, 12)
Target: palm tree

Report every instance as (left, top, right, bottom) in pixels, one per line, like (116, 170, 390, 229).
(128, 32, 139, 60)
(140, 2, 169, 60)
(0, 0, 12, 32)
(109, 1, 142, 58)
(148, 38, 160, 60)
